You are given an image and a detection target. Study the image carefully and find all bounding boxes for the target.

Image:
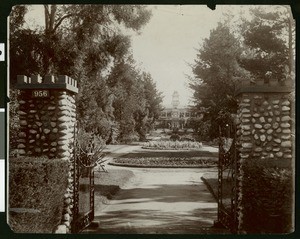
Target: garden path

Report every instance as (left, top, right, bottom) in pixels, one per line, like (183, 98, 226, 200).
(84, 165, 227, 234)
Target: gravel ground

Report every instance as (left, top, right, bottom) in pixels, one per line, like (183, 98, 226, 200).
(81, 144, 229, 234)
(84, 167, 229, 234)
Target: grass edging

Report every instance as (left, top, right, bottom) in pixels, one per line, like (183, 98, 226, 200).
(201, 176, 218, 201)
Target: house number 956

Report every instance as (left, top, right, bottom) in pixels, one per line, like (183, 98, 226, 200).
(32, 90, 49, 98)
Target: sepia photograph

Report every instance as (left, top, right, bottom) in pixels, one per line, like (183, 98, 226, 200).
(7, 4, 295, 235)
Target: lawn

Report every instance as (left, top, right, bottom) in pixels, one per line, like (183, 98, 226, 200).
(201, 169, 234, 209)
(117, 150, 217, 158)
(79, 169, 134, 213)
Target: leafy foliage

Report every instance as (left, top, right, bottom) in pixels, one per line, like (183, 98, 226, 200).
(9, 5, 162, 144)
(9, 89, 20, 154)
(240, 7, 294, 83)
(189, 7, 294, 140)
(189, 119, 211, 141)
(242, 158, 293, 233)
(75, 128, 106, 167)
(189, 22, 247, 139)
(9, 157, 69, 233)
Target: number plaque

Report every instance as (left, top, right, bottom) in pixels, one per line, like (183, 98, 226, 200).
(32, 90, 50, 98)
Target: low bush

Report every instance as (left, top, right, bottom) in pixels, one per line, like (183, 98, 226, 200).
(242, 158, 293, 233)
(9, 89, 20, 155)
(120, 133, 140, 144)
(76, 129, 106, 177)
(170, 134, 180, 141)
(9, 157, 69, 233)
(143, 140, 202, 150)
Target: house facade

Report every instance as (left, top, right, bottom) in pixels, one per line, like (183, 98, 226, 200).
(156, 91, 202, 130)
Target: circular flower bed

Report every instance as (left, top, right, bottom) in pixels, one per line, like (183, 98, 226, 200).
(143, 140, 203, 150)
(109, 157, 217, 168)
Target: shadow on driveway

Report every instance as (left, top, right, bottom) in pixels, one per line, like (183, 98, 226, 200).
(84, 183, 228, 234)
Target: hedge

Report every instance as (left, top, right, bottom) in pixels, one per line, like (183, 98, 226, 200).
(242, 158, 293, 233)
(9, 157, 69, 233)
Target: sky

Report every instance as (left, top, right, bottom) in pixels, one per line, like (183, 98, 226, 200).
(130, 5, 222, 107)
(129, 5, 256, 106)
(129, 5, 292, 107)
(23, 5, 260, 107)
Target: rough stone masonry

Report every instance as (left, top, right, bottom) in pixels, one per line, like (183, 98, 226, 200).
(16, 74, 78, 233)
(235, 77, 294, 231)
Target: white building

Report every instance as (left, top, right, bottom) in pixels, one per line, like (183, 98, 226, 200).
(157, 91, 202, 129)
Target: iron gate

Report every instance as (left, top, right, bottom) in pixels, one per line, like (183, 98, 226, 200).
(71, 124, 95, 233)
(217, 123, 238, 233)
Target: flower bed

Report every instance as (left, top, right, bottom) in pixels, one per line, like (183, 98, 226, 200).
(143, 140, 202, 150)
(109, 157, 217, 168)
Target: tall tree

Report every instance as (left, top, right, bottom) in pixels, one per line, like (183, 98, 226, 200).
(9, 5, 163, 145)
(134, 72, 163, 140)
(189, 22, 249, 139)
(9, 5, 43, 86)
(142, 72, 163, 124)
(10, 5, 152, 82)
(108, 58, 146, 142)
(240, 7, 295, 83)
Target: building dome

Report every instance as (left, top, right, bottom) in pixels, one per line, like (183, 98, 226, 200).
(172, 91, 180, 108)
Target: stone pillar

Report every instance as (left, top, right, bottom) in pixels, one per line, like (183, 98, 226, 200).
(16, 75, 78, 160)
(16, 74, 78, 233)
(235, 78, 293, 232)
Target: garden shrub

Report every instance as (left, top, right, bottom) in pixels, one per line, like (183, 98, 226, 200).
(119, 132, 140, 144)
(242, 158, 293, 233)
(9, 89, 20, 156)
(9, 157, 69, 233)
(170, 134, 180, 141)
(76, 128, 106, 177)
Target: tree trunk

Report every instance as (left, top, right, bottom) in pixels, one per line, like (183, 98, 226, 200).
(44, 4, 56, 35)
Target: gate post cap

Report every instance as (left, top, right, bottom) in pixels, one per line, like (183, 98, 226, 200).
(58, 75, 69, 83)
(31, 74, 43, 84)
(44, 75, 56, 83)
(17, 75, 28, 84)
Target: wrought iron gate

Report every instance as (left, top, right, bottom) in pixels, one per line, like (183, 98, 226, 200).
(71, 124, 95, 233)
(217, 123, 238, 233)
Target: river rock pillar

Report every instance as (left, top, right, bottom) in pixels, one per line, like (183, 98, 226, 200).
(16, 74, 78, 159)
(235, 78, 294, 232)
(16, 74, 78, 233)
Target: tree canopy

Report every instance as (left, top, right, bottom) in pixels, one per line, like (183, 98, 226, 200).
(189, 6, 295, 140)
(10, 4, 162, 144)
(189, 22, 248, 138)
(240, 7, 295, 83)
